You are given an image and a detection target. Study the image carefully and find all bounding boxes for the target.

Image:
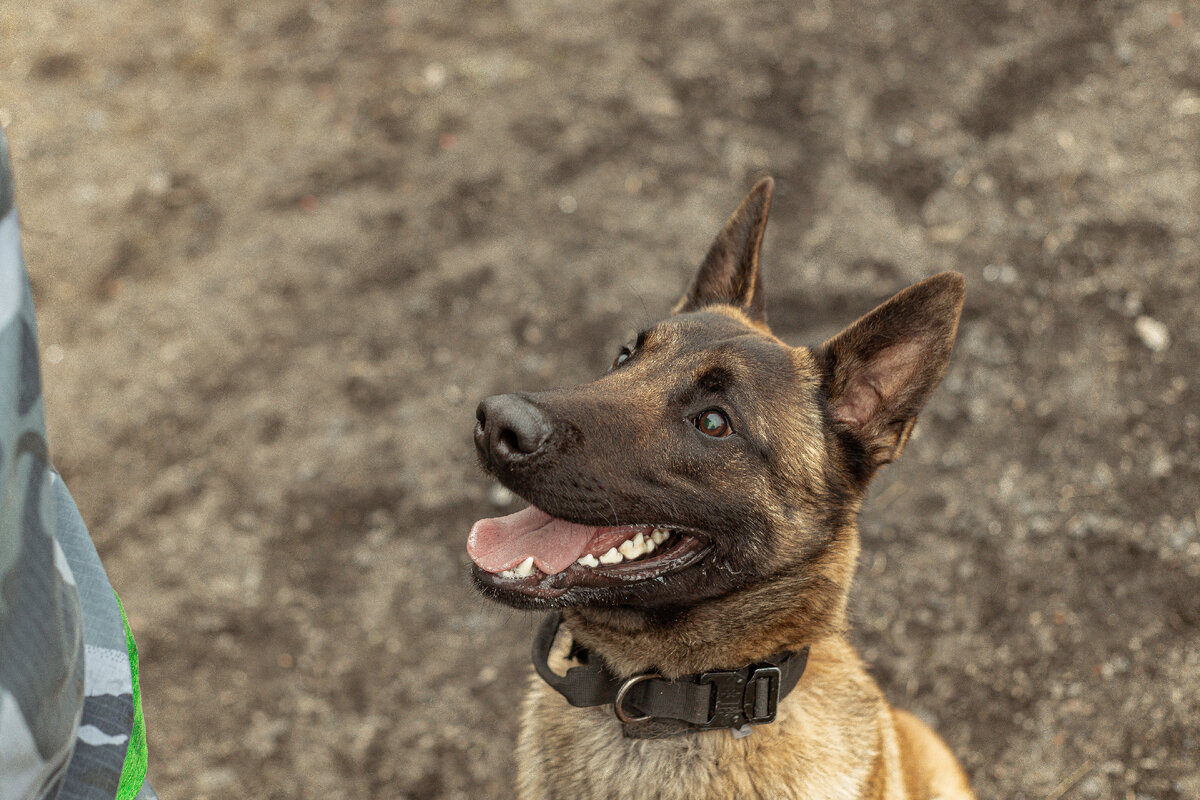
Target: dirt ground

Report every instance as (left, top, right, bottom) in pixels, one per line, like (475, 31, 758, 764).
(2, 0, 1198, 797)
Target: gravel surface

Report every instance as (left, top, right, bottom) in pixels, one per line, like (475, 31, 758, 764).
(2, 1, 1198, 798)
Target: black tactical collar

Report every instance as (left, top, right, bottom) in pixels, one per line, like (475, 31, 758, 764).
(531, 611, 809, 739)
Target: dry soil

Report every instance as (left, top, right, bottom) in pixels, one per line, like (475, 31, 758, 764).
(2, 0, 1198, 798)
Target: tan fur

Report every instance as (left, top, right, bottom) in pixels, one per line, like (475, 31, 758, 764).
(517, 510, 973, 799)
(509, 344, 974, 796)
(479, 180, 975, 799)
(518, 630, 972, 800)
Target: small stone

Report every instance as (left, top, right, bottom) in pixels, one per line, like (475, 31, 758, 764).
(1149, 451, 1172, 479)
(146, 171, 171, 196)
(422, 62, 447, 92)
(488, 483, 515, 507)
(1134, 316, 1170, 352)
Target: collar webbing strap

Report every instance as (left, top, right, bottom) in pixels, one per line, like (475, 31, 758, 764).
(532, 612, 808, 738)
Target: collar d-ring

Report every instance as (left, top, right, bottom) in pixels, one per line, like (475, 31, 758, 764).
(614, 673, 660, 724)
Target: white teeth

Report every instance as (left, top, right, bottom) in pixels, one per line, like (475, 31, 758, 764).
(599, 547, 623, 565)
(578, 528, 674, 570)
(618, 537, 643, 560)
(514, 556, 536, 578)
(499, 569, 517, 579)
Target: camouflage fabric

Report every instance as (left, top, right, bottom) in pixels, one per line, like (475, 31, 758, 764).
(0, 131, 155, 800)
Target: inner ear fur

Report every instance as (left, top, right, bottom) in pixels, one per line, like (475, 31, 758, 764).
(820, 272, 965, 466)
(674, 177, 774, 323)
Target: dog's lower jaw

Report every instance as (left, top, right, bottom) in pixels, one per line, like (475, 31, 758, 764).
(567, 603, 683, 635)
(531, 506, 861, 678)
(562, 564, 852, 680)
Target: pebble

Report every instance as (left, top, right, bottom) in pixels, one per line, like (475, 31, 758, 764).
(422, 62, 447, 92)
(488, 483, 515, 507)
(1134, 316, 1170, 352)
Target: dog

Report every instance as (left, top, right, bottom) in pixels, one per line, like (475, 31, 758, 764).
(467, 177, 975, 799)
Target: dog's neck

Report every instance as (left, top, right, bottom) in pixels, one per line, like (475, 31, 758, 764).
(562, 526, 859, 680)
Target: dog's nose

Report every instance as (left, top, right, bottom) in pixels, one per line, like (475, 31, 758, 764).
(475, 394, 552, 463)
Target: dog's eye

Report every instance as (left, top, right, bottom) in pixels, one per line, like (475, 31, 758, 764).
(611, 346, 632, 371)
(695, 409, 732, 437)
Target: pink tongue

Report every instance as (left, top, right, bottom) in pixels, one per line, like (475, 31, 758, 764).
(467, 506, 636, 575)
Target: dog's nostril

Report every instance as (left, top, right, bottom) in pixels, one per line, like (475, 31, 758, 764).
(497, 427, 521, 454)
(477, 394, 551, 459)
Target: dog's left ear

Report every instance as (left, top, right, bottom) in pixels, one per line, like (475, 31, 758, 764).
(674, 177, 773, 323)
(820, 272, 965, 466)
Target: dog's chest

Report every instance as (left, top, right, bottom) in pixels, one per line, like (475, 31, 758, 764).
(517, 678, 878, 800)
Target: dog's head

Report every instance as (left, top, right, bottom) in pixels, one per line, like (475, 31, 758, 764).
(467, 178, 963, 662)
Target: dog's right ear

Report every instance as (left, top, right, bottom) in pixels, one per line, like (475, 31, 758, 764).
(820, 272, 965, 467)
(673, 177, 773, 323)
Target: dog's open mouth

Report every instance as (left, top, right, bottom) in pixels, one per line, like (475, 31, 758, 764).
(467, 505, 709, 599)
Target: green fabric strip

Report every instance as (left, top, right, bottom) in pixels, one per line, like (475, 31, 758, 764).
(114, 592, 148, 800)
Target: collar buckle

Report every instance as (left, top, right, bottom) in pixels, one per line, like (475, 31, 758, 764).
(743, 665, 782, 724)
(699, 664, 782, 728)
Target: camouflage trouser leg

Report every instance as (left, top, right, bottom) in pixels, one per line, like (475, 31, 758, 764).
(0, 130, 152, 800)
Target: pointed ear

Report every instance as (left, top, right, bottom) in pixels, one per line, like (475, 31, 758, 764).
(820, 272, 965, 466)
(674, 177, 774, 322)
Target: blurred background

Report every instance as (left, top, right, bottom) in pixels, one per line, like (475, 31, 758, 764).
(2, 0, 1198, 798)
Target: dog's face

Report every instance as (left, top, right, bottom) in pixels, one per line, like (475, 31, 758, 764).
(468, 178, 963, 617)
